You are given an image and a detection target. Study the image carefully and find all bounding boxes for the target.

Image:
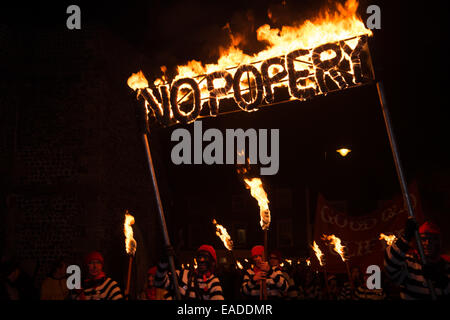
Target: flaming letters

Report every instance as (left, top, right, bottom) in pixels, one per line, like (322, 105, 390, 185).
(128, 36, 369, 127)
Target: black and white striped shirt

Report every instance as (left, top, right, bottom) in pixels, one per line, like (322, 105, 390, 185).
(155, 263, 224, 300)
(384, 235, 450, 300)
(241, 267, 288, 299)
(82, 277, 123, 300)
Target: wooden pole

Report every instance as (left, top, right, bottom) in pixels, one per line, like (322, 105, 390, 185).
(125, 255, 133, 299)
(344, 260, 354, 291)
(260, 230, 268, 300)
(323, 267, 330, 299)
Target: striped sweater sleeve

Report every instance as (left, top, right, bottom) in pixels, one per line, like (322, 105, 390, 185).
(208, 276, 224, 300)
(83, 278, 123, 300)
(266, 268, 288, 295)
(384, 235, 410, 285)
(241, 269, 258, 297)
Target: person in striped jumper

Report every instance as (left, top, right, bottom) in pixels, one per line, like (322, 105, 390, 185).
(77, 251, 123, 300)
(268, 250, 299, 299)
(155, 244, 224, 300)
(241, 245, 288, 300)
(384, 218, 450, 300)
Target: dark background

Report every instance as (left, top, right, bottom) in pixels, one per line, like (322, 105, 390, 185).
(1, 0, 449, 298)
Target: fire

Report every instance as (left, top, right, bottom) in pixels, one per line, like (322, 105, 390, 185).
(127, 0, 373, 127)
(213, 219, 233, 251)
(155, 0, 370, 93)
(379, 233, 396, 246)
(127, 70, 148, 91)
(311, 241, 324, 266)
(306, 258, 311, 266)
(124, 211, 137, 256)
(243, 178, 270, 230)
(236, 261, 243, 270)
(323, 234, 346, 262)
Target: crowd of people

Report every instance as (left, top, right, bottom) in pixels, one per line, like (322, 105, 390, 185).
(1, 219, 448, 300)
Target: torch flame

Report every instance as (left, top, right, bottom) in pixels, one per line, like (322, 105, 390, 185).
(124, 211, 137, 256)
(213, 219, 233, 251)
(127, 70, 149, 91)
(379, 233, 396, 246)
(323, 234, 346, 262)
(311, 241, 324, 266)
(243, 178, 270, 230)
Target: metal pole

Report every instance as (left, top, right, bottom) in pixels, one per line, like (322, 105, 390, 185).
(141, 133, 182, 300)
(375, 81, 437, 300)
(133, 91, 181, 300)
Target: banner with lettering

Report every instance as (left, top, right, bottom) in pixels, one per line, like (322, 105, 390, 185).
(311, 182, 425, 274)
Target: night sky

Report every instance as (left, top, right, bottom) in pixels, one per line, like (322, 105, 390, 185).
(2, 0, 450, 255)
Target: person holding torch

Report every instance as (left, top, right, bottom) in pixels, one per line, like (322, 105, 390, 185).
(155, 245, 224, 300)
(241, 245, 288, 300)
(384, 219, 450, 300)
(77, 251, 123, 300)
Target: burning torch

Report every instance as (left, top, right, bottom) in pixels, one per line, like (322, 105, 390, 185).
(243, 177, 271, 300)
(379, 233, 397, 246)
(127, 71, 181, 300)
(213, 219, 241, 270)
(124, 210, 136, 299)
(311, 241, 330, 297)
(322, 234, 354, 290)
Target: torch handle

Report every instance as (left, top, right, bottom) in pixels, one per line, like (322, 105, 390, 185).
(323, 267, 330, 299)
(345, 261, 354, 292)
(125, 256, 133, 299)
(260, 230, 268, 301)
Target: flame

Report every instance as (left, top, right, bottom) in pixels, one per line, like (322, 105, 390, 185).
(379, 233, 396, 246)
(213, 219, 233, 251)
(152, 0, 371, 97)
(323, 234, 346, 262)
(124, 211, 137, 256)
(286, 259, 292, 265)
(127, 70, 148, 91)
(193, 258, 198, 270)
(311, 241, 324, 266)
(243, 178, 270, 230)
(236, 261, 243, 270)
(306, 258, 311, 266)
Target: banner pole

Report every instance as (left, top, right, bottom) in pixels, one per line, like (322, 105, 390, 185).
(375, 81, 437, 300)
(134, 94, 182, 300)
(366, 39, 437, 300)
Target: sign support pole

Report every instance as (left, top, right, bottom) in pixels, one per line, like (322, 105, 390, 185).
(134, 94, 182, 300)
(367, 45, 437, 299)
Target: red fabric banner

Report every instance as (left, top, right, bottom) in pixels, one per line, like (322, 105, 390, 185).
(311, 182, 424, 274)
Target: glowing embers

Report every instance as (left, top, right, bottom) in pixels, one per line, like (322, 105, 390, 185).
(131, 36, 370, 127)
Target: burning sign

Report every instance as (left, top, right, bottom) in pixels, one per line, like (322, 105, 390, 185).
(127, 0, 373, 127)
